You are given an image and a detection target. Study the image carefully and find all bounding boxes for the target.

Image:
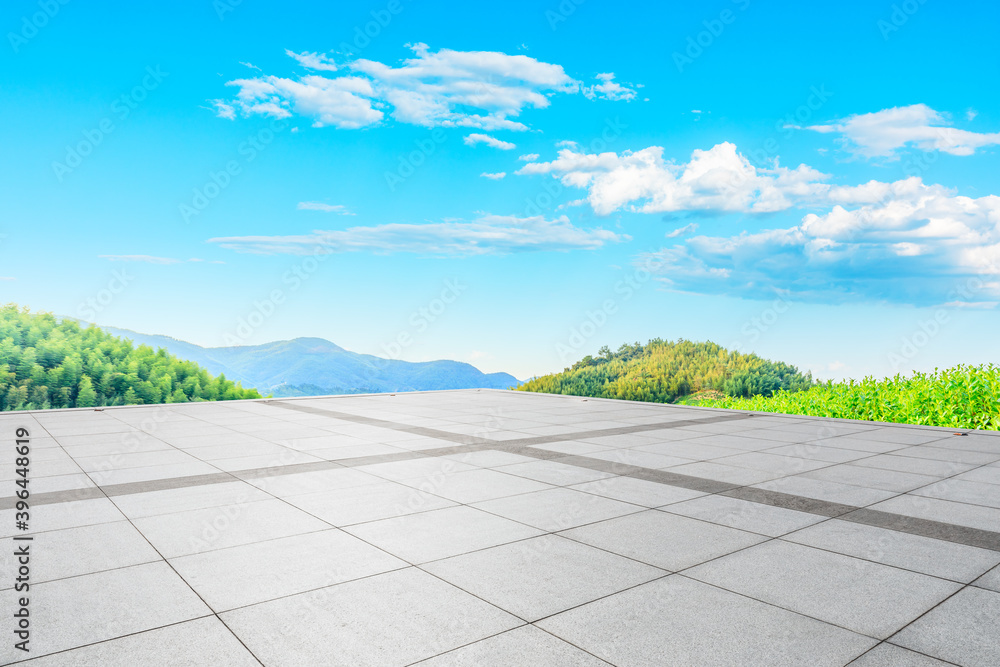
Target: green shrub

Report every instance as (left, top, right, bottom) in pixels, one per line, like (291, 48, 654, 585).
(709, 364, 1000, 431)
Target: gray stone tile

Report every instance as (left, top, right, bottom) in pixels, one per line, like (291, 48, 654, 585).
(664, 494, 825, 537)
(850, 454, 974, 477)
(686, 540, 961, 639)
(111, 480, 272, 519)
(784, 519, 1000, 582)
(74, 449, 202, 472)
(891, 586, 1000, 666)
(569, 476, 706, 507)
(799, 464, 940, 493)
(0, 497, 125, 537)
(285, 480, 457, 526)
(954, 465, 1000, 486)
(440, 450, 540, 467)
(529, 440, 610, 455)
(868, 494, 1000, 532)
(221, 568, 521, 667)
(19, 616, 260, 666)
(713, 451, 833, 474)
(765, 443, 872, 463)
(901, 446, 999, 465)
(911, 478, 1000, 509)
(537, 575, 875, 666)
(560, 510, 766, 571)
(473, 487, 645, 531)
(132, 498, 330, 557)
(86, 460, 223, 486)
(496, 460, 616, 485)
(660, 461, 782, 485)
(753, 476, 896, 506)
(0, 521, 160, 586)
(357, 457, 477, 481)
(0, 562, 210, 664)
(171, 528, 407, 611)
(344, 505, 543, 563)
(399, 468, 553, 504)
(414, 625, 610, 666)
(973, 565, 1000, 592)
(245, 467, 386, 497)
(584, 449, 695, 469)
(210, 450, 325, 472)
(847, 644, 953, 666)
(632, 440, 748, 460)
(423, 534, 665, 621)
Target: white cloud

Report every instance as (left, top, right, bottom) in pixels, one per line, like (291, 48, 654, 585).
(518, 153, 540, 162)
(297, 201, 353, 214)
(802, 104, 1000, 159)
(464, 133, 516, 150)
(210, 100, 236, 120)
(480, 172, 507, 179)
(285, 50, 338, 71)
(582, 73, 637, 102)
(208, 214, 627, 256)
(666, 223, 698, 238)
(217, 44, 635, 131)
(518, 142, 837, 216)
(641, 184, 1000, 305)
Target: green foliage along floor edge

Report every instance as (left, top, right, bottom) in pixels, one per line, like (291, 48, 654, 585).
(1, 304, 263, 411)
(707, 364, 1000, 431)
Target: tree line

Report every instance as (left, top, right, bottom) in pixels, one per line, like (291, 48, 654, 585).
(0, 305, 262, 411)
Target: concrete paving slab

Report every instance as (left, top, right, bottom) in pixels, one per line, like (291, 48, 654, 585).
(131, 498, 330, 557)
(891, 586, 1000, 666)
(285, 480, 457, 526)
(537, 575, 876, 666)
(560, 509, 767, 571)
(847, 644, 953, 666)
(344, 505, 544, 563)
(423, 534, 665, 621)
(568, 475, 707, 507)
(220, 567, 521, 667)
(473, 487, 645, 532)
(685, 540, 962, 638)
(0, 562, 210, 664)
(664, 494, 825, 537)
(170, 528, 407, 611)
(15, 616, 261, 666)
(398, 468, 553, 504)
(783, 518, 1000, 582)
(414, 625, 611, 666)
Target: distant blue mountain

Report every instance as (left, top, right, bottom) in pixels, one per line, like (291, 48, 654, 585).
(86, 325, 520, 397)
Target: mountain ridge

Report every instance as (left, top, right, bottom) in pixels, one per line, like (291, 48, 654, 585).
(70, 322, 520, 397)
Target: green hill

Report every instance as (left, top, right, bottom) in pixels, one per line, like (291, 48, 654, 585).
(516, 339, 814, 404)
(1, 305, 262, 411)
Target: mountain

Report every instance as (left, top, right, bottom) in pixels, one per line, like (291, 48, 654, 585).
(516, 338, 814, 404)
(1, 306, 261, 411)
(91, 326, 520, 397)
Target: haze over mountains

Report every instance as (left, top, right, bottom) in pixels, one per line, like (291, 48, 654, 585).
(92, 324, 520, 397)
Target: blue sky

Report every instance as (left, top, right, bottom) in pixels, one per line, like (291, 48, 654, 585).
(2, 0, 999, 381)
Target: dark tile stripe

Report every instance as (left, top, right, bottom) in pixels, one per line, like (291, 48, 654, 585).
(840, 508, 1000, 551)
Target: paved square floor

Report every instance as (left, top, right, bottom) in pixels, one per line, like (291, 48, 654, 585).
(2, 389, 999, 665)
